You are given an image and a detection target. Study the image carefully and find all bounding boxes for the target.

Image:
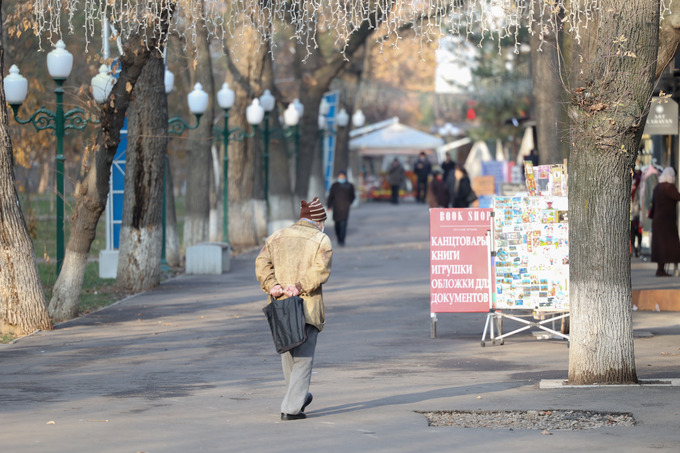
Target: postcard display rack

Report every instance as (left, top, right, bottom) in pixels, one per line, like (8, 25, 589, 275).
(481, 162, 570, 346)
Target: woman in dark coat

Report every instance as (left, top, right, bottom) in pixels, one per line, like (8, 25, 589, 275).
(450, 167, 474, 208)
(327, 170, 356, 246)
(650, 167, 680, 276)
(427, 170, 450, 208)
(386, 158, 405, 204)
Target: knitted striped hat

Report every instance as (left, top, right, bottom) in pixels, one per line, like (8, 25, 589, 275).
(300, 197, 327, 222)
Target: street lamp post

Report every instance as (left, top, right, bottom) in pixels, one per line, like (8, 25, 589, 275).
(318, 96, 331, 153)
(162, 78, 209, 269)
(266, 102, 301, 194)
(291, 98, 304, 173)
(349, 109, 366, 184)
(259, 89, 275, 207)
(213, 93, 264, 243)
(4, 40, 115, 275)
(216, 82, 235, 244)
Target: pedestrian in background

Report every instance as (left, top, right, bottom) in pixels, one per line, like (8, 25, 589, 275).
(414, 151, 432, 203)
(441, 152, 456, 183)
(450, 166, 475, 208)
(387, 158, 405, 205)
(255, 197, 333, 420)
(327, 170, 356, 246)
(427, 169, 450, 208)
(650, 167, 680, 276)
(631, 169, 642, 257)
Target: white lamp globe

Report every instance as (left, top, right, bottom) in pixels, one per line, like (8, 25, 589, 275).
(4, 65, 28, 105)
(352, 109, 366, 128)
(91, 64, 116, 104)
(283, 103, 300, 127)
(337, 108, 350, 127)
(164, 68, 175, 94)
(318, 114, 327, 130)
(187, 83, 209, 115)
(292, 98, 304, 118)
(246, 98, 265, 125)
(217, 82, 235, 110)
(46, 40, 73, 81)
(259, 89, 275, 112)
(319, 98, 330, 116)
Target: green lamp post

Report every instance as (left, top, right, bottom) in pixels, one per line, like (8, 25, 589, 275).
(4, 40, 115, 275)
(163, 75, 209, 269)
(259, 89, 276, 208)
(213, 93, 264, 243)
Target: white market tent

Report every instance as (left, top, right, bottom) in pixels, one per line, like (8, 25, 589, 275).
(350, 117, 445, 156)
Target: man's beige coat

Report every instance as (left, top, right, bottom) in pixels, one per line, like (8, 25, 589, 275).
(255, 220, 333, 331)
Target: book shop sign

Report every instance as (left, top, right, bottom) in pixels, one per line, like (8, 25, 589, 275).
(430, 208, 493, 313)
(644, 98, 678, 136)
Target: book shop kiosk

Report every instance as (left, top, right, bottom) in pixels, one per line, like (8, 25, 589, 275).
(430, 162, 570, 346)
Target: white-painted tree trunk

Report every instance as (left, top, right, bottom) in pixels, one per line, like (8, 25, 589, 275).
(116, 50, 167, 292)
(229, 199, 268, 248)
(117, 226, 162, 293)
(48, 251, 88, 321)
(183, 216, 209, 249)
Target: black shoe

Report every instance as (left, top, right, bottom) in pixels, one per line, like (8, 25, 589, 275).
(301, 393, 313, 412)
(281, 412, 306, 421)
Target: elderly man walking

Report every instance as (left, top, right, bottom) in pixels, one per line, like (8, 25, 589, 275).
(255, 197, 333, 420)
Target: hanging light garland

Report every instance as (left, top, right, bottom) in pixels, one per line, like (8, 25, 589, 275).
(28, 1, 673, 58)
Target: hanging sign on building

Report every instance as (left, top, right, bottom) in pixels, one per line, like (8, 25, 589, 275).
(644, 98, 678, 135)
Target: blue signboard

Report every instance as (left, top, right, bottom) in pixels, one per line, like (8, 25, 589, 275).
(105, 60, 127, 251)
(105, 118, 127, 250)
(321, 91, 339, 192)
(481, 160, 508, 194)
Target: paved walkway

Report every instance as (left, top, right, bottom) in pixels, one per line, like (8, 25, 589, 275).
(1, 202, 679, 452)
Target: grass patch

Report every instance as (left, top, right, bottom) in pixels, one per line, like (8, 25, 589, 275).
(79, 263, 132, 315)
(38, 261, 132, 316)
(1, 333, 16, 344)
(8, 192, 187, 340)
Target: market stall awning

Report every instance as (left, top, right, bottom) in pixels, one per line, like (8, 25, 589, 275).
(350, 118, 444, 156)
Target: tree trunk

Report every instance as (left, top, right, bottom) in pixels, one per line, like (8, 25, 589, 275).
(296, 82, 326, 201)
(183, 17, 215, 249)
(656, 1, 680, 80)
(567, 0, 659, 385)
(0, 26, 52, 334)
(37, 160, 50, 194)
(116, 51, 168, 292)
(263, 57, 296, 233)
(530, 4, 563, 165)
(48, 33, 160, 320)
(223, 19, 269, 249)
(332, 50, 365, 179)
(267, 117, 297, 232)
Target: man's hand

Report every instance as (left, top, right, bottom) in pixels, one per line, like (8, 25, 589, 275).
(270, 284, 284, 297)
(284, 285, 300, 297)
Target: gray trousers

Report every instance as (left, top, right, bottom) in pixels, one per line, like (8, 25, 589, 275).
(281, 324, 319, 414)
